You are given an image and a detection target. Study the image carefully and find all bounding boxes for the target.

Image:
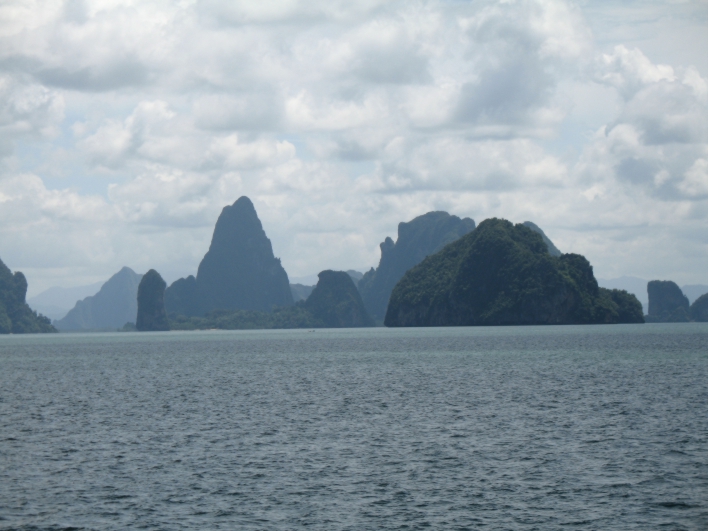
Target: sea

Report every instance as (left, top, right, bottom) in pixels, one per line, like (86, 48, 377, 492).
(1, 324, 706, 530)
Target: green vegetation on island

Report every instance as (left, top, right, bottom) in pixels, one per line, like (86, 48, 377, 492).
(385, 218, 644, 327)
(0, 257, 56, 334)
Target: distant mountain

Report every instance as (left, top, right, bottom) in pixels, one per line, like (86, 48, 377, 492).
(681, 284, 708, 305)
(358, 211, 476, 321)
(165, 197, 293, 316)
(55, 267, 143, 331)
(346, 270, 364, 282)
(597, 276, 648, 313)
(27, 281, 104, 321)
(290, 283, 314, 302)
(304, 270, 374, 328)
(385, 219, 643, 327)
(0, 257, 56, 334)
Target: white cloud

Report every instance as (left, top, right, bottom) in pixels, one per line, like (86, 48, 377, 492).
(0, 0, 706, 295)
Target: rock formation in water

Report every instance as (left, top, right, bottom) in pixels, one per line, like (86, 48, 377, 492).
(304, 270, 374, 328)
(358, 211, 475, 321)
(165, 197, 293, 316)
(689, 293, 708, 322)
(522, 221, 561, 257)
(136, 270, 170, 331)
(55, 267, 143, 331)
(0, 257, 56, 333)
(385, 218, 644, 327)
(646, 280, 690, 322)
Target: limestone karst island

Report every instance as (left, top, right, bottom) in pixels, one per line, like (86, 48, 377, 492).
(6, 196, 708, 333)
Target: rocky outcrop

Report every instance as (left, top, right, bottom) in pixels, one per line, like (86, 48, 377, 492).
(689, 294, 708, 322)
(0, 257, 56, 334)
(304, 270, 374, 328)
(165, 197, 293, 316)
(646, 281, 690, 322)
(136, 270, 170, 331)
(55, 267, 142, 331)
(385, 218, 643, 327)
(358, 211, 475, 321)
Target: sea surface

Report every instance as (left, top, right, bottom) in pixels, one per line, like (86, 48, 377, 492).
(1, 324, 707, 530)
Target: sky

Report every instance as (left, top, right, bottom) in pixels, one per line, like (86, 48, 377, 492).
(0, 0, 706, 296)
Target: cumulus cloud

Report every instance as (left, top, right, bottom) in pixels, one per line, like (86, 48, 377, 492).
(0, 0, 706, 294)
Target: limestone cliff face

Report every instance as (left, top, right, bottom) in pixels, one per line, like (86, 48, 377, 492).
(0, 258, 55, 334)
(647, 281, 690, 322)
(304, 270, 374, 328)
(358, 211, 475, 321)
(136, 270, 170, 332)
(689, 293, 708, 322)
(55, 267, 142, 331)
(385, 218, 643, 327)
(165, 197, 293, 316)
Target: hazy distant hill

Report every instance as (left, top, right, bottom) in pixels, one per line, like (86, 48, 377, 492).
(27, 281, 104, 321)
(165, 197, 293, 316)
(385, 219, 643, 327)
(55, 267, 142, 331)
(290, 283, 314, 302)
(358, 211, 476, 321)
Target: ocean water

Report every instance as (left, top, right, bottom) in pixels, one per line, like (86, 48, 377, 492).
(1, 324, 707, 530)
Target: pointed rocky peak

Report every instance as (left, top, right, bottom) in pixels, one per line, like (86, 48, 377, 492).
(194, 196, 293, 313)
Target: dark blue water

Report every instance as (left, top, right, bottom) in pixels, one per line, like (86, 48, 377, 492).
(1, 325, 707, 530)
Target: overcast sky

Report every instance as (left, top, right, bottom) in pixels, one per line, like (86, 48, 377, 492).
(1, 0, 706, 296)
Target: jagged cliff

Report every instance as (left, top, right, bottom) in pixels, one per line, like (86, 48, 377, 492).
(136, 270, 170, 331)
(385, 218, 644, 327)
(304, 270, 374, 328)
(54, 267, 142, 331)
(358, 211, 475, 321)
(165, 197, 293, 316)
(0, 258, 55, 333)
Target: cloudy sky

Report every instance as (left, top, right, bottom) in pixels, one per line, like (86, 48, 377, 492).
(1, 0, 706, 295)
